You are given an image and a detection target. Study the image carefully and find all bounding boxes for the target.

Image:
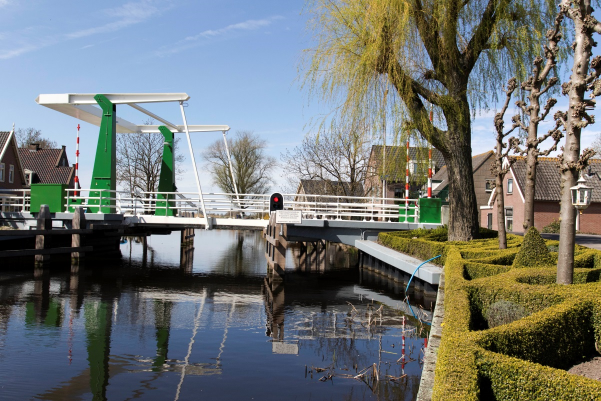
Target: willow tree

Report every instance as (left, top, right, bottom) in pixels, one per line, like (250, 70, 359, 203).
(303, 0, 557, 241)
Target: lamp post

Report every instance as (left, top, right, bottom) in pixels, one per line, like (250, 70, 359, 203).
(571, 173, 593, 231)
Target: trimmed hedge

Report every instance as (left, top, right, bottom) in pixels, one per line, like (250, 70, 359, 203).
(377, 228, 601, 400)
(512, 227, 554, 268)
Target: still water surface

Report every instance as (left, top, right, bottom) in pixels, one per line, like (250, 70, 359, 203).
(0, 230, 428, 400)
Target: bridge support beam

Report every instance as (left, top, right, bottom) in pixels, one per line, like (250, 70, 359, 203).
(88, 94, 117, 213)
(156, 126, 176, 216)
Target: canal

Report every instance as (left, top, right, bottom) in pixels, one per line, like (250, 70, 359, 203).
(0, 230, 429, 400)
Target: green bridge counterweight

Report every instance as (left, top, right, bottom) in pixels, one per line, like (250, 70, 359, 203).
(155, 126, 176, 216)
(88, 94, 117, 213)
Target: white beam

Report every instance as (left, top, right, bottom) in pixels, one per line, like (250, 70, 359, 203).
(137, 125, 230, 133)
(35, 93, 229, 133)
(36, 93, 190, 105)
(128, 103, 178, 129)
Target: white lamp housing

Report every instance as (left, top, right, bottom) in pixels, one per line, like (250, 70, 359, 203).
(571, 174, 593, 211)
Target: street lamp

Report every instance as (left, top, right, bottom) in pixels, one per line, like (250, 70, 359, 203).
(571, 173, 593, 211)
(571, 173, 593, 231)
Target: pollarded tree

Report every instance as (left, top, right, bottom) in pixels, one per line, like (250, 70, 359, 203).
(511, 13, 564, 231)
(556, 0, 601, 284)
(303, 0, 559, 241)
(492, 78, 520, 249)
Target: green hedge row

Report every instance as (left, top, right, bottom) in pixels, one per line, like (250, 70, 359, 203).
(378, 228, 601, 400)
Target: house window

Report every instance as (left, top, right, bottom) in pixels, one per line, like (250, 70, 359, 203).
(485, 179, 495, 192)
(394, 188, 404, 198)
(505, 207, 513, 232)
(507, 178, 513, 194)
(8, 165, 14, 183)
(487, 213, 493, 230)
(0, 163, 4, 182)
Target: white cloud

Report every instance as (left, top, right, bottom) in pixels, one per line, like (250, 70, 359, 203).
(0, 0, 10, 8)
(156, 16, 284, 56)
(0, 0, 162, 59)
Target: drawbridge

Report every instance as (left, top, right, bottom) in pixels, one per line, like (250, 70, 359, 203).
(1, 93, 443, 237)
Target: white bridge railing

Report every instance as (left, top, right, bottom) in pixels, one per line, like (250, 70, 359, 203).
(1, 189, 422, 222)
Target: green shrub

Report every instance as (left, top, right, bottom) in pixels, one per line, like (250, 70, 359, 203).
(463, 262, 511, 280)
(484, 300, 528, 328)
(512, 227, 554, 268)
(542, 219, 561, 233)
(385, 228, 601, 400)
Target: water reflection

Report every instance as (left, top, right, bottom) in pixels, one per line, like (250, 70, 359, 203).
(0, 230, 427, 401)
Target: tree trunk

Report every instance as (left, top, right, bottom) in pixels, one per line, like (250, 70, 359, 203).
(444, 100, 480, 241)
(495, 177, 507, 249)
(557, 0, 595, 285)
(523, 148, 537, 231)
(557, 176, 577, 284)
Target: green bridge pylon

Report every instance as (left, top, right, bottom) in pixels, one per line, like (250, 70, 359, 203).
(155, 126, 176, 216)
(88, 94, 117, 213)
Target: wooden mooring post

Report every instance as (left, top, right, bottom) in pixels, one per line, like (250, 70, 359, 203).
(71, 207, 86, 264)
(34, 205, 52, 267)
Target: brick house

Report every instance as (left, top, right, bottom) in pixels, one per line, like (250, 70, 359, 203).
(0, 131, 27, 190)
(432, 150, 495, 224)
(480, 157, 601, 234)
(365, 145, 445, 200)
(0, 131, 28, 211)
(18, 143, 75, 188)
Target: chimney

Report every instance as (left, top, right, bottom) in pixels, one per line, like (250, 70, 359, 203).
(29, 143, 40, 151)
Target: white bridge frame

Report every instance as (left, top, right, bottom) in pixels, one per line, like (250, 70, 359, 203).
(35, 93, 240, 220)
(0, 189, 422, 228)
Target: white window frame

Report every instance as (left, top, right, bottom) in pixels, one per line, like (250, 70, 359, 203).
(485, 179, 494, 192)
(0, 163, 4, 182)
(505, 207, 513, 232)
(507, 178, 513, 194)
(8, 164, 14, 183)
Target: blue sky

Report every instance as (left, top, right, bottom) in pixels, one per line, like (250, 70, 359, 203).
(0, 0, 599, 194)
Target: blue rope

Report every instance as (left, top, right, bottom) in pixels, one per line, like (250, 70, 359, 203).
(405, 255, 442, 295)
(404, 254, 442, 326)
(405, 301, 431, 326)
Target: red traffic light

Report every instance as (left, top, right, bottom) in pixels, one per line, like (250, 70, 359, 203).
(270, 192, 284, 212)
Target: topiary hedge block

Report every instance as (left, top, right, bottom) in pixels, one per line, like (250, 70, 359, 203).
(512, 227, 555, 268)
(376, 228, 601, 400)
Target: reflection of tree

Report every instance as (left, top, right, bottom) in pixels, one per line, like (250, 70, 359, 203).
(211, 231, 265, 276)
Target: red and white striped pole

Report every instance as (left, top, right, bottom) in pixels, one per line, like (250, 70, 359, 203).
(74, 124, 80, 197)
(405, 139, 410, 216)
(428, 110, 433, 198)
(401, 315, 406, 373)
